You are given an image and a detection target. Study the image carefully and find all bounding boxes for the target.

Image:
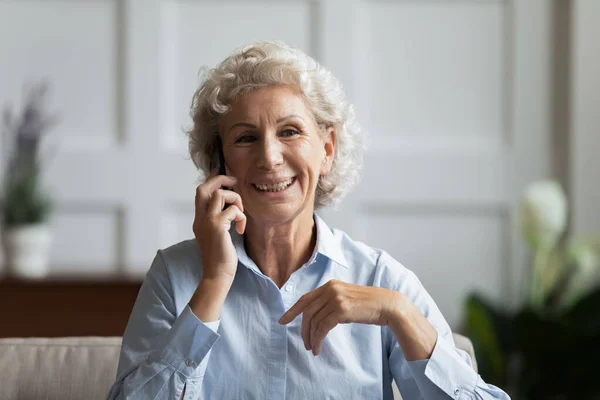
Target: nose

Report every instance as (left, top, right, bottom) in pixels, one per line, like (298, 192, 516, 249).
(256, 133, 284, 170)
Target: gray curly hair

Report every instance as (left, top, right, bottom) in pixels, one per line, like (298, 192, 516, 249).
(186, 41, 365, 208)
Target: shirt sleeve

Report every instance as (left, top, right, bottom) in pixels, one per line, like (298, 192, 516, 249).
(382, 255, 511, 400)
(106, 251, 221, 400)
(406, 335, 511, 399)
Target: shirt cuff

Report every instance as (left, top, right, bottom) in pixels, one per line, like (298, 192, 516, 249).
(159, 305, 221, 376)
(407, 335, 478, 399)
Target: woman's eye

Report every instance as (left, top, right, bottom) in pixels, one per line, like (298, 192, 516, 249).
(235, 135, 256, 143)
(281, 129, 300, 137)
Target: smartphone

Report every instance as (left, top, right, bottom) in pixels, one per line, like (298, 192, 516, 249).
(210, 136, 230, 209)
(210, 136, 227, 175)
(210, 136, 227, 176)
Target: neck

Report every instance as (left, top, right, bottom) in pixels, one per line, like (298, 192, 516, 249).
(244, 210, 317, 288)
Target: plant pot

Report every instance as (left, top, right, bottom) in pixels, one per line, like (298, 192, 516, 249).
(1, 224, 53, 278)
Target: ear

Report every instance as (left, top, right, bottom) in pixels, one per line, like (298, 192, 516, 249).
(320, 126, 336, 176)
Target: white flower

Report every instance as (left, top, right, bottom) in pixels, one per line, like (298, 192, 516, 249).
(560, 240, 600, 309)
(520, 180, 567, 251)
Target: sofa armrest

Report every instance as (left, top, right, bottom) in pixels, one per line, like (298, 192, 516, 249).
(0, 336, 122, 400)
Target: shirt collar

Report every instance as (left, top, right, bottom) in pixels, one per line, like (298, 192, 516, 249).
(231, 213, 349, 271)
(313, 213, 349, 269)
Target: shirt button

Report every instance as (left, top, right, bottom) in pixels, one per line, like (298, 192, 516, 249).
(284, 284, 293, 292)
(185, 360, 193, 367)
(454, 387, 460, 396)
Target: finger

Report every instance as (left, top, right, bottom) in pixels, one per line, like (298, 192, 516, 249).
(312, 311, 339, 356)
(195, 177, 238, 217)
(310, 301, 339, 353)
(219, 205, 246, 232)
(279, 285, 328, 325)
(279, 296, 308, 325)
(207, 189, 244, 215)
(300, 293, 330, 351)
(278, 295, 308, 325)
(201, 174, 238, 195)
(234, 207, 247, 235)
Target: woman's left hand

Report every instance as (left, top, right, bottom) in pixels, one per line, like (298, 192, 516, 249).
(278, 280, 401, 355)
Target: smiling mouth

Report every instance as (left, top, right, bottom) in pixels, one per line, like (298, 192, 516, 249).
(252, 178, 295, 192)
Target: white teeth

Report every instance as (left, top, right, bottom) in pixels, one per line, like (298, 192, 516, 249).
(254, 178, 294, 192)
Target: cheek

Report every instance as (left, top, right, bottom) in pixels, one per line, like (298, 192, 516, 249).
(293, 141, 324, 174)
(225, 150, 249, 173)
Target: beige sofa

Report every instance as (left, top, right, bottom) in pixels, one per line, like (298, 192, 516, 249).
(0, 335, 476, 399)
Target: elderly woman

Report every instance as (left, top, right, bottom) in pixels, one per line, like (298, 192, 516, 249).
(107, 41, 509, 400)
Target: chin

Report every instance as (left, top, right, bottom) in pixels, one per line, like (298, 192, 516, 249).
(247, 202, 310, 225)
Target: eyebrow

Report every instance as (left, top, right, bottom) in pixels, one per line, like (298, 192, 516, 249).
(228, 122, 256, 132)
(277, 114, 304, 123)
(227, 115, 305, 132)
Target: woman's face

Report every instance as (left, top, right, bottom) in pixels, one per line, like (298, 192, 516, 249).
(220, 84, 335, 225)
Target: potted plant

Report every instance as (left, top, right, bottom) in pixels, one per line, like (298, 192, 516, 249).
(1, 82, 58, 278)
(464, 180, 600, 399)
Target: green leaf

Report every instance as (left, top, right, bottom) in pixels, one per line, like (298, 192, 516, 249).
(1, 162, 52, 226)
(513, 307, 600, 399)
(464, 293, 507, 385)
(563, 286, 600, 336)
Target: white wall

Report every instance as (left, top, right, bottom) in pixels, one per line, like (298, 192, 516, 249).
(0, 0, 571, 330)
(571, 0, 600, 236)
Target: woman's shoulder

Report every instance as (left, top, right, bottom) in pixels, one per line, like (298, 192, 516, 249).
(327, 225, 416, 287)
(330, 226, 437, 315)
(153, 238, 203, 285)
(159, 238, 201, 263)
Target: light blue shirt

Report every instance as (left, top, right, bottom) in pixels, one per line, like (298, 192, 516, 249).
(107, 214, 509, 399)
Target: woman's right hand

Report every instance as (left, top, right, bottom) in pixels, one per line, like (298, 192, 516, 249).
(193, 170, 246, 283)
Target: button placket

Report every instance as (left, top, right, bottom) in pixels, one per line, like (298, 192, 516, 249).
(281, 279, 296, 310)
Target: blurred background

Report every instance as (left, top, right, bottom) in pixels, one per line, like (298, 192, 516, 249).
(0, 0, 598, 386)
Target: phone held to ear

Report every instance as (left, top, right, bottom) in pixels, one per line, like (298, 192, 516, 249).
(211, 136, 227, 177)
(211, 136, 231, 209)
